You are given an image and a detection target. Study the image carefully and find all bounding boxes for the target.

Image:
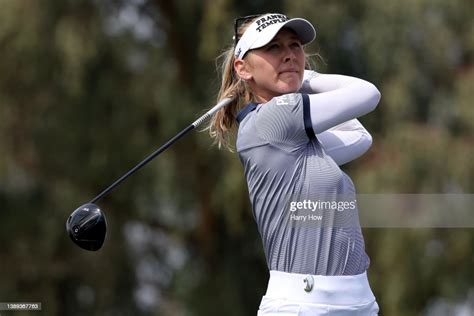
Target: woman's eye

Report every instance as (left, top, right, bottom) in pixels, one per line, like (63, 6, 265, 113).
(268, 44, 279, 50)
(291, 42, 302, 48)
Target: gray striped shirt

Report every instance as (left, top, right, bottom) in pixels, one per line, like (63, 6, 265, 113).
(236, 93, 370, 275)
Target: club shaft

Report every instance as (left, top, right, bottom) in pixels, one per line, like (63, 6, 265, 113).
(89, 97, 232, 204)
(90, 124, 194, 203)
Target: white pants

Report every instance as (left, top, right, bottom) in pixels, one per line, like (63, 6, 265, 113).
(257, 270, 379, 315)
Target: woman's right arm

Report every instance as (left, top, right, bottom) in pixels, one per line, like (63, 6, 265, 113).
(300, 70, 380, 164)
(304, 71, 381, 133)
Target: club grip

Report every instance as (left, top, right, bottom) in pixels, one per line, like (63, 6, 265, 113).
(192, 98, 233, 127)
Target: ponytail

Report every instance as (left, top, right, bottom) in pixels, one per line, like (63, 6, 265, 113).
(207, 16, 261, 150)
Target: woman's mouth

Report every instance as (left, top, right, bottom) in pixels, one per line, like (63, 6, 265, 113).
(279, 69, 298, 74)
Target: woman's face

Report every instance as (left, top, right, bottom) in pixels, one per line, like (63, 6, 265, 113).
(235, 28, 305, 103)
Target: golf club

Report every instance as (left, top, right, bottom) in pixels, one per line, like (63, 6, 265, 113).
(66, 97, 233, 251)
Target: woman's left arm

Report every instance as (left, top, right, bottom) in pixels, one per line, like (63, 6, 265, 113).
(300, 70, 379, 165)
(316, 119, 372, 166)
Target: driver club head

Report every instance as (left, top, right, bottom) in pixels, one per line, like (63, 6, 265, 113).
(66, 203, 107, 251)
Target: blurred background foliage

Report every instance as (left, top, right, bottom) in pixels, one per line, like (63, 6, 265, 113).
(0, 0, 472, 315)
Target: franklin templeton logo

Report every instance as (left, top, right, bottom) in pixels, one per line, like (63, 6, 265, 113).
(254, 14, 288, 32)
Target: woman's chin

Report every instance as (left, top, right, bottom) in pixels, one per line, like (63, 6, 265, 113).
(278, 78, 303, 93)
(280, 83, 302, 94)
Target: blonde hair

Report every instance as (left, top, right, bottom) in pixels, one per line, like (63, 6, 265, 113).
(208, 15, 316, 150)
(206, 17, 260, 150)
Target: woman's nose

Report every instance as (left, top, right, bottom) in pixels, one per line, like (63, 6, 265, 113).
(283, 46, 295, 62)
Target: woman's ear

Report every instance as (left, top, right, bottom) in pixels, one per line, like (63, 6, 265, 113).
(234, 59, 253, 81)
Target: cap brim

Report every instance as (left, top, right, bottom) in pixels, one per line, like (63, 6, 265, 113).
(250, 18, 316, 50)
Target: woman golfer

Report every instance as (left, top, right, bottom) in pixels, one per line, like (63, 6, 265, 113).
(209, 13, 381, 315)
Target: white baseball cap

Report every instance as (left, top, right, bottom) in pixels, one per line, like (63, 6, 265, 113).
(234, 13, 316, 60)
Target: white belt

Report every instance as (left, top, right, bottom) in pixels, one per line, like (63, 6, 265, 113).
(265, 270, 376, 305)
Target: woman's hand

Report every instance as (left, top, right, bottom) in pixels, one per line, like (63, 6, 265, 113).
(299, 70, 321, 93)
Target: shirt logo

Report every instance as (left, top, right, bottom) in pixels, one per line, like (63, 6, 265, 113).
(275, 95, 290, 105)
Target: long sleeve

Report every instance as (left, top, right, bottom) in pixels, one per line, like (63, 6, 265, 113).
(316, 119, 373, 166)
(302, 71, 381, 134)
